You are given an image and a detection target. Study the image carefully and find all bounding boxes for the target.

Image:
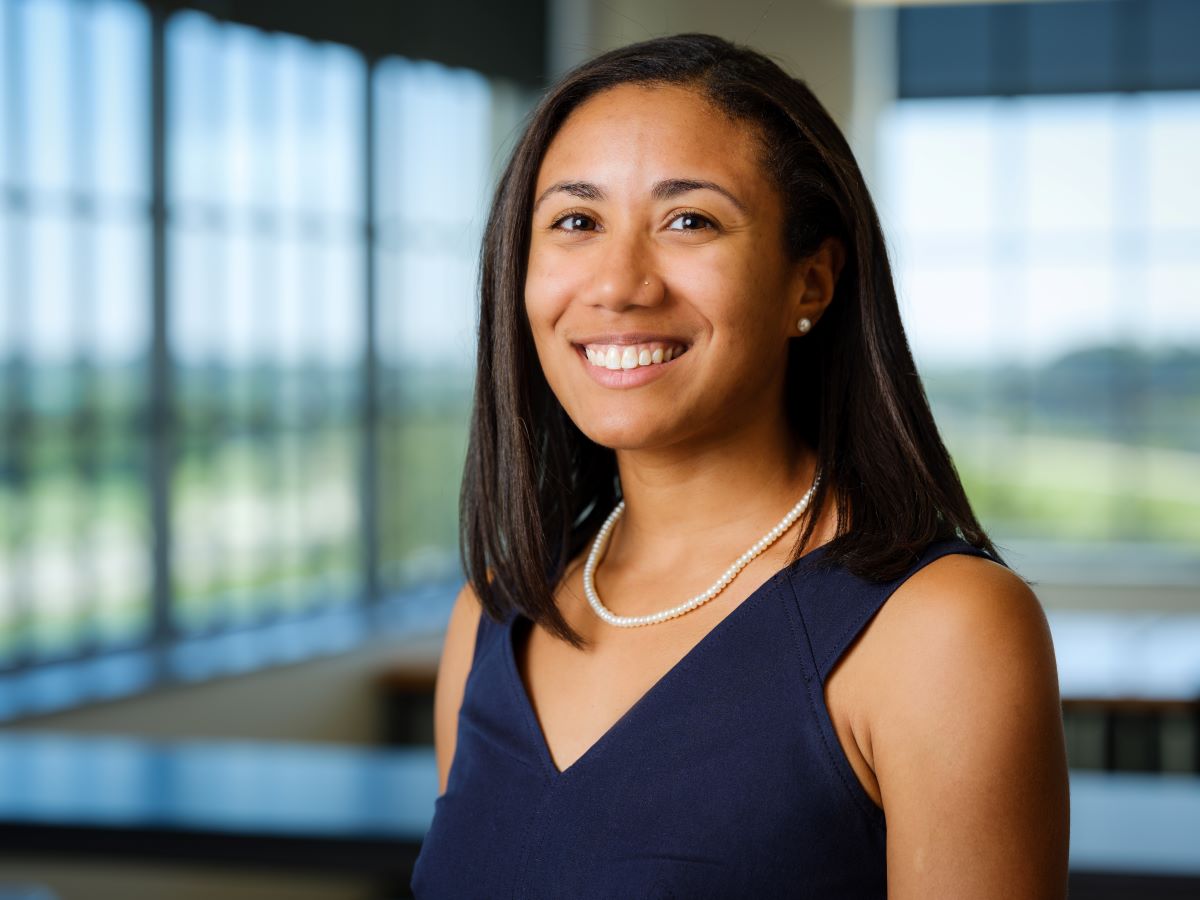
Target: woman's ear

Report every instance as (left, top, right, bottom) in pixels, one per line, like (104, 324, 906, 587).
(792, 237, 844, 331)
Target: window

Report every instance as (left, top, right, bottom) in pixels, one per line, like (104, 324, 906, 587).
(168, 12, 368, 632)
(1, 0, 152, 662)
(0, 0, 537, 716)
(374, 58, 495, 599)
(878, 0, 1200, 584)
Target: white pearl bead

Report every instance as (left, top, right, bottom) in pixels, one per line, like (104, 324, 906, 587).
(582, 470, 822, 627)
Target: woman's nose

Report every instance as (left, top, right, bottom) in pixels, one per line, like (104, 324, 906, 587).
(584, 230, 663, 311)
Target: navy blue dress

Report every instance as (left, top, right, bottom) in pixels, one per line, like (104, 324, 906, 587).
(411, 536, 1000, 898)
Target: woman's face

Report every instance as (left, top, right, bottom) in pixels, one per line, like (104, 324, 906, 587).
(525, 82, 821, 451)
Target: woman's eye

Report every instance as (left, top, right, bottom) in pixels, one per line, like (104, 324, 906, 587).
(549, 209, 716, 233)
(551, 212, 596, 232)
(667, 210, 716, 232)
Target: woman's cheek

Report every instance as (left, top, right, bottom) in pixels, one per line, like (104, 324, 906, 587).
(667, 254, 729, 307)
(523, 280, 556, 334)
(525, 263, 572, 322)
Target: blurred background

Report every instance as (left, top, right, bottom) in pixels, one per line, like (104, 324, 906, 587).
(0, 0, 1196, 898)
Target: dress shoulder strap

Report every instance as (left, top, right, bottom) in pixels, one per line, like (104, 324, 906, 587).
(787, 537, 1004, 684)
(470, 603, 510, 669)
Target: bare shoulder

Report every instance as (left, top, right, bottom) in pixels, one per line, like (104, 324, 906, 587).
(865, 551, 1070, 898)
(880, 552, 1056, 665)
(433, 580, 485, 797)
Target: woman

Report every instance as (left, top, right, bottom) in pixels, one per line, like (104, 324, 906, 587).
(412, 33, 1069, 899)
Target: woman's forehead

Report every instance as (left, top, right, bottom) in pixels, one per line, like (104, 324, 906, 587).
(535, 84, 766, 205)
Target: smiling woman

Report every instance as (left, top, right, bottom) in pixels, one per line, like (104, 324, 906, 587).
(524, 82, 837, 437)
(411, 32, 1070, 900)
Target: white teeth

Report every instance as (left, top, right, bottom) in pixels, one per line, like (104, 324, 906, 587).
(583, 341, 688, 371)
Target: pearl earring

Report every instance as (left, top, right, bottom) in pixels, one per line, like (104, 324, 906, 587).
(797, 317, 812, 334)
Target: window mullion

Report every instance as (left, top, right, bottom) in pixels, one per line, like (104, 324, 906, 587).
(148, 2, 174, 675)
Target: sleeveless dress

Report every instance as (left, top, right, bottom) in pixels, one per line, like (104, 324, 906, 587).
(411, 536, 1002, 898)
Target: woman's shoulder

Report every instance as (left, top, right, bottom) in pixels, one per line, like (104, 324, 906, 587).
(854, 549, 1068, 892)
(886, 547, 1042, 644)
(834, 545, 1052, 746)
(866, 548, 1051, 696)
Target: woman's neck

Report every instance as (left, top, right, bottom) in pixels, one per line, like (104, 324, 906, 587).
(605, 417, 821, 576)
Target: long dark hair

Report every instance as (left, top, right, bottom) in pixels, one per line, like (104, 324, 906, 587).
(460, 32, 1012, 650)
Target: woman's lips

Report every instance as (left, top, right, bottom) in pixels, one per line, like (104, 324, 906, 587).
(573, 343, 687, 389)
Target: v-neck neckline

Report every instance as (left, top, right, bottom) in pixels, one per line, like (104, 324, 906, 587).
(504, 543, 831, 781)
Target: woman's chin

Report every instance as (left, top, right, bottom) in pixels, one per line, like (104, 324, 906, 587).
(571, 414, 685, 452)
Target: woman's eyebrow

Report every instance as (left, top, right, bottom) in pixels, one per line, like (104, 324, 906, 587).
(532, 178, 748, 215)
(651, 178, 748, 213)
(533, 180, 604, 214)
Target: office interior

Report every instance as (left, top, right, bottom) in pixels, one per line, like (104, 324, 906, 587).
(0, 0, 1197, 898)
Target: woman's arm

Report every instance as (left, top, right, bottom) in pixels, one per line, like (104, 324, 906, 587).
(433, 581, 483, 797)
(870, 554, 1070, 899)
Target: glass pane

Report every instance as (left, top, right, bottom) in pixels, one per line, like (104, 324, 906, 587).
(92, 0, 149, 203)
(1025, 96, 1116, 236)
(0, 220, 7, 363)
(168, 227, 220, 366)
(1146, 259, 1200, 350)
(0, 0, 10, 185)
(319, 44, 365, 221)
(1147, 93, 1200, 232)
(375, 58, 492, 231)
(881, 91, 1200, 557)
(27, 471, 85, 653)
(1022, 259, 1118, 368)
(275, 35, 365, 220)
(224, 24, 275, 214)
(167, 10, 367, 630)
(21, 0, 73, 195)
(877, 96, 996, 238)
(378, 246, 474, 591)
(6, 209, 151, 658)
(167, 11, 224, 210)
(94, 218, 149, 366)
(374, 58, 497, 598)
(27, 213, 76, 371)
(898, 259, 993, 369)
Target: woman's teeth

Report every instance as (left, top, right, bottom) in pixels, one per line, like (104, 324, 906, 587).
(583, 342, 688, 370)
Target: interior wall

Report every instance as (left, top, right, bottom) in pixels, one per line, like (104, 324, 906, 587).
(548, 0, 858, 132)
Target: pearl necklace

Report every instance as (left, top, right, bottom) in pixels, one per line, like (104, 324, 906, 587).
(583, 470, 823, 628)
